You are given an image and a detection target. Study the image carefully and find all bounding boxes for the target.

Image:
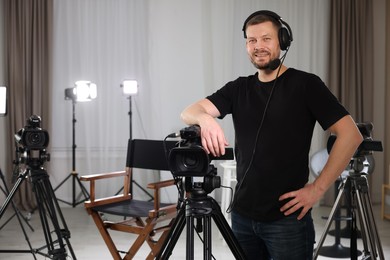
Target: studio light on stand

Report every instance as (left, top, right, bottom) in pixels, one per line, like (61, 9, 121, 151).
(121, 80, 138, 138)
(54, 81, 97, 207)
(119, 80, 151, 199)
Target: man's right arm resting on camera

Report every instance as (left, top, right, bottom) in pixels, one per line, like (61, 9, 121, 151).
(181, 98, 228, 157)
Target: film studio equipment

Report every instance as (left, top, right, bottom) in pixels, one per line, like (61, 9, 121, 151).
(157, 125, 246, 260)
(0, 86, 6, 116)
(121, 80, 138, 140)
(313, 122, 385, 260)
(54, 81, 97, 207)
(117, 80, 152, 199)
(0, 115, 76, 259)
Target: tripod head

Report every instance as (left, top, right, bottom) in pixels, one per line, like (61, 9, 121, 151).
(182, 164, 221, 196)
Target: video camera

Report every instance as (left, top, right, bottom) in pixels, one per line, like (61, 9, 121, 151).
(168, 125, 234, 194)
(327, 122, 383, 156)
(14, 115, 50, 168)
(354, 122, 383, 156)
(168, 125, 234, 177)
(327, 122, 382, 175)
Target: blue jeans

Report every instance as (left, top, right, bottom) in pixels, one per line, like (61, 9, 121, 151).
(232, 210, 315, 260)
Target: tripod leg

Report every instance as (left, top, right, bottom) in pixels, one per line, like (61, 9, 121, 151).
(74, 174, 90, 206)
(204, 216, 212, 260)
(54, 172, 90, 208)
(31, 169, 77, 260)
(186, 214, 194, 260)
(157, 205, 186, 259)
(53, 173, 72, 192)
(48, 178, 78, 259)
(0, 172, 35, 232)
(313, 178, 347, 259)
(0, 173, 27, 218)
(210, 199, 246, 260)
(354, 177, 385, 259)
(0, 199, 34, 232)
(0, 170, 37, 259)
(34, 178, 67, 258)
(45, 175, 77, 259)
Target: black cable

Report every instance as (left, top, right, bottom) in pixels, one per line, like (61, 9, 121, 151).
(227, 49, 289, 213)
(163, 135, 184, 209)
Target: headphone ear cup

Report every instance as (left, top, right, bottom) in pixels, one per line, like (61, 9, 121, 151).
(278, 27, 291, 51)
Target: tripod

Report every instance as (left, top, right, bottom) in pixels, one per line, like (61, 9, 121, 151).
(54, 99, 90, 207)
(0, 161, 77, 259)
(313, 170, 384, 259)
(157, 178, 246, 260)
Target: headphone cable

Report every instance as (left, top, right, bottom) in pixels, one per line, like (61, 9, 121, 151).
(226, 49, 289, 213)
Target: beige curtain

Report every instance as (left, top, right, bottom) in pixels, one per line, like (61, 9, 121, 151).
(328, 0, 373, 122)
(386, 2, 390, 184)
(3, 0, 53, 211)
(324, 0, 374, 205)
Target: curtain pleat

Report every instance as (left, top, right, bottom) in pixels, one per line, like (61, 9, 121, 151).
(385, 2, 390, 184)
(328, 0, 373, 123)
(3, 0, 53, 211)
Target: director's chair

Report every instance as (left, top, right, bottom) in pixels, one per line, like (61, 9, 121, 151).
(80, 139, 178, 259)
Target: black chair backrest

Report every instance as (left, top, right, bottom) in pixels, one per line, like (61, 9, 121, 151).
(126, 139, 178, 170)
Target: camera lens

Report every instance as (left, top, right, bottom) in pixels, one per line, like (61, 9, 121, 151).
(21, 129, 49, 149)
(28, 133, 42, 145)
(169, 146, 209, 176)
(182, 152, 202, 169)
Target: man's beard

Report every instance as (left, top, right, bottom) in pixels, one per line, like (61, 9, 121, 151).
(249, 49, 281, 70)
(249, 52, 272, 70)
(250, 58, 270, 70)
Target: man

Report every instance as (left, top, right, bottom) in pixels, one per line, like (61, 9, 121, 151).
(180, 10, 363, 259)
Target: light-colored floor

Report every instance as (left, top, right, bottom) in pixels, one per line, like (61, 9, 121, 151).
(0, 203, 389, 259)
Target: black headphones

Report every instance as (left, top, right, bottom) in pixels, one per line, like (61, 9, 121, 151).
(242, 10, 293, 51)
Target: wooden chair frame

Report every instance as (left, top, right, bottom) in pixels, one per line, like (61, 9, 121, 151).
(80, 139, 178, 260)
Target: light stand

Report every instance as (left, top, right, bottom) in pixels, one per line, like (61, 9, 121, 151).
(121, 80, 138, 139)
(54, 81, 97, 207)
(120, 80, 153, 199)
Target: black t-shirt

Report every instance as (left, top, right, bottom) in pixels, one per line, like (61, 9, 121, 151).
(207, 68, 349, 221)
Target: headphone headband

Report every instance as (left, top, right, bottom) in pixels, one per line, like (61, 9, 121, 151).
(242, 10, 293, 51)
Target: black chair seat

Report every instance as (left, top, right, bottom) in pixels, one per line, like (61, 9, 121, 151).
(93, 200, 172, 218)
